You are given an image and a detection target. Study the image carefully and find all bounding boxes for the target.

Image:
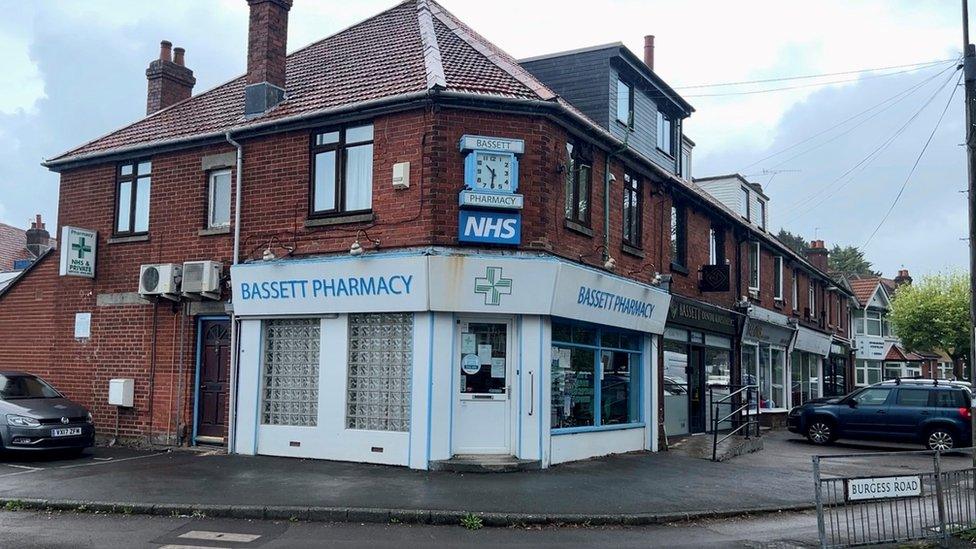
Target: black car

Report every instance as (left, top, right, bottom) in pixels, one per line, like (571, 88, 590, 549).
(0, 372, 95, 454)
(787, 380, 972, 451)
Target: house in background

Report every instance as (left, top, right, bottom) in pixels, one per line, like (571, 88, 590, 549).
(847, 270, 951, 384)
(0, 215, 54, 294)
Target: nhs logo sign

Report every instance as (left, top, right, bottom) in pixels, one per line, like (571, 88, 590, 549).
(458, 210, 521, 245)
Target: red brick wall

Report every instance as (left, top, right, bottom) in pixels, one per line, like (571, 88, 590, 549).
(0, 104, 852, 444)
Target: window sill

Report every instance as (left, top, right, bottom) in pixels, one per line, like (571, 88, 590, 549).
(564, 219, 594, 237)
(670, 262, 689, 276)
(305, 212, 375, 228)
(656, 148, 676, 160)
(108, 234, 150, 245)
(198, 226, 231, 237)
(552, 422, 645, 435)
(621, 243, 644, 258)
(615, 119, 635, 132)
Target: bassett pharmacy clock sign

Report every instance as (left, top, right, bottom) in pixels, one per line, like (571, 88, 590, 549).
(458, 135, 525, 245)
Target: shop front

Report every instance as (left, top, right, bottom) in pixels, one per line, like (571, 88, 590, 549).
(662, 296, 738, 436)
(229, 251, 670, 469)
(790, 326, 832, 407)
(824, 342, 851, 397)
(740, 308, 796, 413)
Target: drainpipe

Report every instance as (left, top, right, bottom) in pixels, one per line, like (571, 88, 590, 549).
(603, 150, 612, 261)
(225, 132, 243, 452)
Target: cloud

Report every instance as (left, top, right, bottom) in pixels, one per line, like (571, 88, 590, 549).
(0, 0, 966, 277)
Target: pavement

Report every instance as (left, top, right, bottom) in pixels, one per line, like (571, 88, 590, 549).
(0, 430, 969, 527)
(0, 508, 826, 548)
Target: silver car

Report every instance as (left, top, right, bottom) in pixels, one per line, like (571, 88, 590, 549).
(0, 372, 94, 454)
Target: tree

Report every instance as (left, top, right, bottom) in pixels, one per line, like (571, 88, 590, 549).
(888, 272, 971, 369)
(828, 245, 880, 277)
(776, 229, 808, 256)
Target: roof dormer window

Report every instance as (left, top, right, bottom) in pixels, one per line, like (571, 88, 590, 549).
(616, 80, 633, 128)
(739, 186, 750, 219)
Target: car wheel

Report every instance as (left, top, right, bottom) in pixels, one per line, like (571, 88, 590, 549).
(926, 428, 956, 452)
(807, 420, 834, 445)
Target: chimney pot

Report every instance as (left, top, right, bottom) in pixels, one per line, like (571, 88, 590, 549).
(643, 35, 655, 70)
(25, 214, 51, 258)
(146, 40, 196, 115)
(805, 240, 829, 271)
(159, 40, 172, 62)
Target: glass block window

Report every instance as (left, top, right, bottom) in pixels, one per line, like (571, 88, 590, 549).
(261, 319, 320, 426)
(346, 313, 413, 431)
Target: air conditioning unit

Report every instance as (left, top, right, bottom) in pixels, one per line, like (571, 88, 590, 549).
(182, 260, 222, 300)
(139, 263, 182, 300)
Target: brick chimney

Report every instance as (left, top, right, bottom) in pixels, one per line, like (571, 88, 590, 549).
(245, 0, 293, 117)
(146, 40, 196, 115)
(894, 269, 913, 287)
(643, 35, 655, 70)
(25, 214, 50, 257)
(805, 239, 829, 272)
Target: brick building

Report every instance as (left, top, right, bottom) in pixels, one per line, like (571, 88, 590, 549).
(0, 215, 54, 293)
(0, 0, 854, 466)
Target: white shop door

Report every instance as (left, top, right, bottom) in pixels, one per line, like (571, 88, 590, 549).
(452, 318, 513, 455)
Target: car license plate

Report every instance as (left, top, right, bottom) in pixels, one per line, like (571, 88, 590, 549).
(51, 427, 82, 437)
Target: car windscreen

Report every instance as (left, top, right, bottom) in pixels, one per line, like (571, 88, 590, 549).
(0, 375, 61, 399)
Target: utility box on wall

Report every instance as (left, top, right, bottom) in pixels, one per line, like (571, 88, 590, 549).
(108, 378, 134, 407)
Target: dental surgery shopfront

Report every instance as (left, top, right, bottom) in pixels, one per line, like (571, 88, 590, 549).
(229, 251, 670, 469)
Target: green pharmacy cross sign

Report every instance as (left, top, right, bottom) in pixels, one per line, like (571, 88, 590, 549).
(72, 237, 91, 259)
(474, 266, 513, 306)
(59, 226, 97, 279)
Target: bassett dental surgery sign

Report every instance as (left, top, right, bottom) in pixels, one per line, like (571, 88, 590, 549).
(231, 256, 428, 316)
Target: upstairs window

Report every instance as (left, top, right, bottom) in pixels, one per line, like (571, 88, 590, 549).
(565, 142, 592, 226)
(757, 200, 766, 230)
(774, 256, 784, 300)
(740, 187, 750, 219)
(854, 310, 865, 334)
(616, 80, 634, 127)
(792, 273, 799, 310)
(207, 169, 232, 229)
(657, 111, 674, 156)
(670, 203, 687, 269)
(708, 225, 725, 265)
(680, 148, 691, 180)
(622, 172, 642, 247)
(748, 242, 760, 291)
(115, 160, 152, 236)
(809, 284, 816, 317)
(310, 124, 374, 216)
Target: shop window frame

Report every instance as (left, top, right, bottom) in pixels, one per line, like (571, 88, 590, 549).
(551, 319, 644, 435)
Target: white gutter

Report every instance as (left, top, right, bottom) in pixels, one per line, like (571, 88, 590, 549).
(225, 131, 243, 452)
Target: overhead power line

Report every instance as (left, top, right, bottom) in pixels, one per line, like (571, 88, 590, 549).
(740, 61, 959, 172)
(682, 60, 957, 98)
(674, 58, 958, 89)
(777, 66, 961, 221)
(861, 71, 964, 249)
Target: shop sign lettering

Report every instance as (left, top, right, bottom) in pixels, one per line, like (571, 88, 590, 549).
(59, 226, 97, 278)
(239, 275, 413, 301)
(577, 286, 657, 319)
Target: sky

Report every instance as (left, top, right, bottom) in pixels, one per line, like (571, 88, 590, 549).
(0, 0, 968, 277)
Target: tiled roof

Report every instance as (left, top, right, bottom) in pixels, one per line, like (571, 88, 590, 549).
(48, 0, 556, 165)
(849, 277, 881, 306)
(0, 223, 30, 272)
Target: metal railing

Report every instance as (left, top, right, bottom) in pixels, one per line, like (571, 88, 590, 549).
(709, 384, 761, 461)
(813, 448, 976, 548)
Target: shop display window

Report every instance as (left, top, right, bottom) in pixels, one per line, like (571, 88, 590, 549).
(551, 320, 641, 432)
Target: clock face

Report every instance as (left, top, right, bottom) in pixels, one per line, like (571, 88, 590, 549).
(474, 152, 513, 191)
